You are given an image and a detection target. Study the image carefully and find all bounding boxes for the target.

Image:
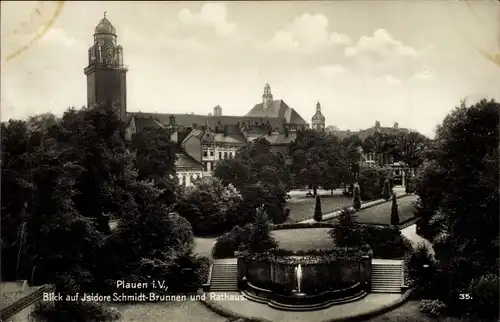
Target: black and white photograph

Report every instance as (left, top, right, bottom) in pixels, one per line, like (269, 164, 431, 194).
(1, 1, 499, 321)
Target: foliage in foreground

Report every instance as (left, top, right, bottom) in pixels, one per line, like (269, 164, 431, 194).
(30, 301, 120, 322)
(413, 99, 499, 320)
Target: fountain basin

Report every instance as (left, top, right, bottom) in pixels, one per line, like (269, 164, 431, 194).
(237, 248, 372, 310)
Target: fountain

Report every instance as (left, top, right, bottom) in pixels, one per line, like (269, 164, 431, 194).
(294, 263, 306, 296)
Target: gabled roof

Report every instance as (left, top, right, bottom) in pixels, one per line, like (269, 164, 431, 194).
(246, 100, 308, 125)
(175, 152, 203, 171)
(134, 117, 164, 132)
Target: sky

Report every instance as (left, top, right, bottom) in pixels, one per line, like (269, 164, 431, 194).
(1, 1, 499, 137)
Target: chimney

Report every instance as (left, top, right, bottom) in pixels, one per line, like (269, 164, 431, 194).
(393, 122, 399, 129)
(169, 115, 176, 126)
(375, 121, 380, 128)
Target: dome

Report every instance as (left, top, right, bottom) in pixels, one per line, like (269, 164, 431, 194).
(312, 112, 325, 122)
(94, 16, 116, 36)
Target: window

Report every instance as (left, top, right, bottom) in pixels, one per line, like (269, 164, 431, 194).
(210, 150, 214, 156)
(219, 152, 222, 159)
(224, 152, 228, 159)
(203, 162, 208, 171)
(203, 150, 208, 157)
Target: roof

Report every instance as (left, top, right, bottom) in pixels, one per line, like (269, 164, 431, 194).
(260, 132, 297, 145)
(209, 133, 246, 144)
(127, 112, 284, 132)
(326, 125, 340, 132)
(246, 100, 308, 125)
(330, 130, 356, 140)
(94, 16, 116, 36)
(133, 117, 163, 132)
(175, 153, 203, 171)
(312, 112, 325, 122)
(357, 126, 408, 140)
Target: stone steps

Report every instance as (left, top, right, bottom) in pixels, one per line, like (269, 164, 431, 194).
(210, 262, 238, 292)
(371, 262, 403, 293)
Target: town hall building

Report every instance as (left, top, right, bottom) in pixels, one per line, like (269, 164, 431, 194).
(84, 14, 326, 186)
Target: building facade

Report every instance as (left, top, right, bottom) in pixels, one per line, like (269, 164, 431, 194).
(85, 16, 317, 185)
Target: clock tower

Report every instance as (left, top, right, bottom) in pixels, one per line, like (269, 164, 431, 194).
(84, 13, 128, 121)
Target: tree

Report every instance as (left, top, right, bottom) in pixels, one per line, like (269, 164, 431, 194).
(382, 179, 391, 201)
(290, 129, 342, 195)
(314, 195, 322, 222)
(55, 103, 134, 230)
(414, 99, 499, 319)
(390, 192, 400, 226)
(131, 127, 178, 205)
(176, 177, 242, 235)
(394, 131, 431, 173)
(213, 138, 288, 224)
(353, 184, 362, 211)
(244, 206, 278, 253)
(339, 135, 363, 192)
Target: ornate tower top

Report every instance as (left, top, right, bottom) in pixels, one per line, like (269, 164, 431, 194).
(311, 101, 325, 131)
(262, 83, 273, 109)
(94, 13, 117, 46)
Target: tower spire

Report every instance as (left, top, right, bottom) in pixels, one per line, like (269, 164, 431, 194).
(104, 11, 107, 18)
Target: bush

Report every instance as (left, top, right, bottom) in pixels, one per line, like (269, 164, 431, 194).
(313, 195, 322, 222)
(283, 207, 291, 222)
(213, 225, 252, 259)
(330, 207, 364, 247)
(363, 225, 412, 259)
(196, 256, 211, 285)
(358, 166, 385, 201)
(419, 299, 447, 318)
(404, 244, 436, 295)
(467, 273, 499, 319)
(353, 184, 362, 211)
(382, 179, 391, 200)
(30, 301, 121, 322)
(390, 193, 400, 226)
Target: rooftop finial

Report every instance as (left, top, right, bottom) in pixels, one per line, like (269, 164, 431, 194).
(104, 11, 107, 18)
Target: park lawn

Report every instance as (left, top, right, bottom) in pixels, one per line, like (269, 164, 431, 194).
(353, 195, 418, 226)
(367, 300, 479, 322)
(272, 228, 334, 251)
(285, 195, 352, 223)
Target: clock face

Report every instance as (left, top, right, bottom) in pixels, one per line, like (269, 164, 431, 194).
(104, 46, 115, 58)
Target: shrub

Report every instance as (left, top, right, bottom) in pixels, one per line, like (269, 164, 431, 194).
(195, 255, 211, 285)
(243, 206, 278, 253)
(363, 225, 412, 259)
(382, 179, 391, 200)
(213, 225, 252, 259)
(329, 207, 364, 247)
(282, 207, 291, 222)
(313, 195, 322, 222)
(353, 184, 362, 211)
(467, 273, 499, 319)
(404, 244, 436, 295)
(419, 299, 447, 318)
(358, 166, 385, 201)
(30, 301, 121, 322)
(390, 193, 400, 226)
